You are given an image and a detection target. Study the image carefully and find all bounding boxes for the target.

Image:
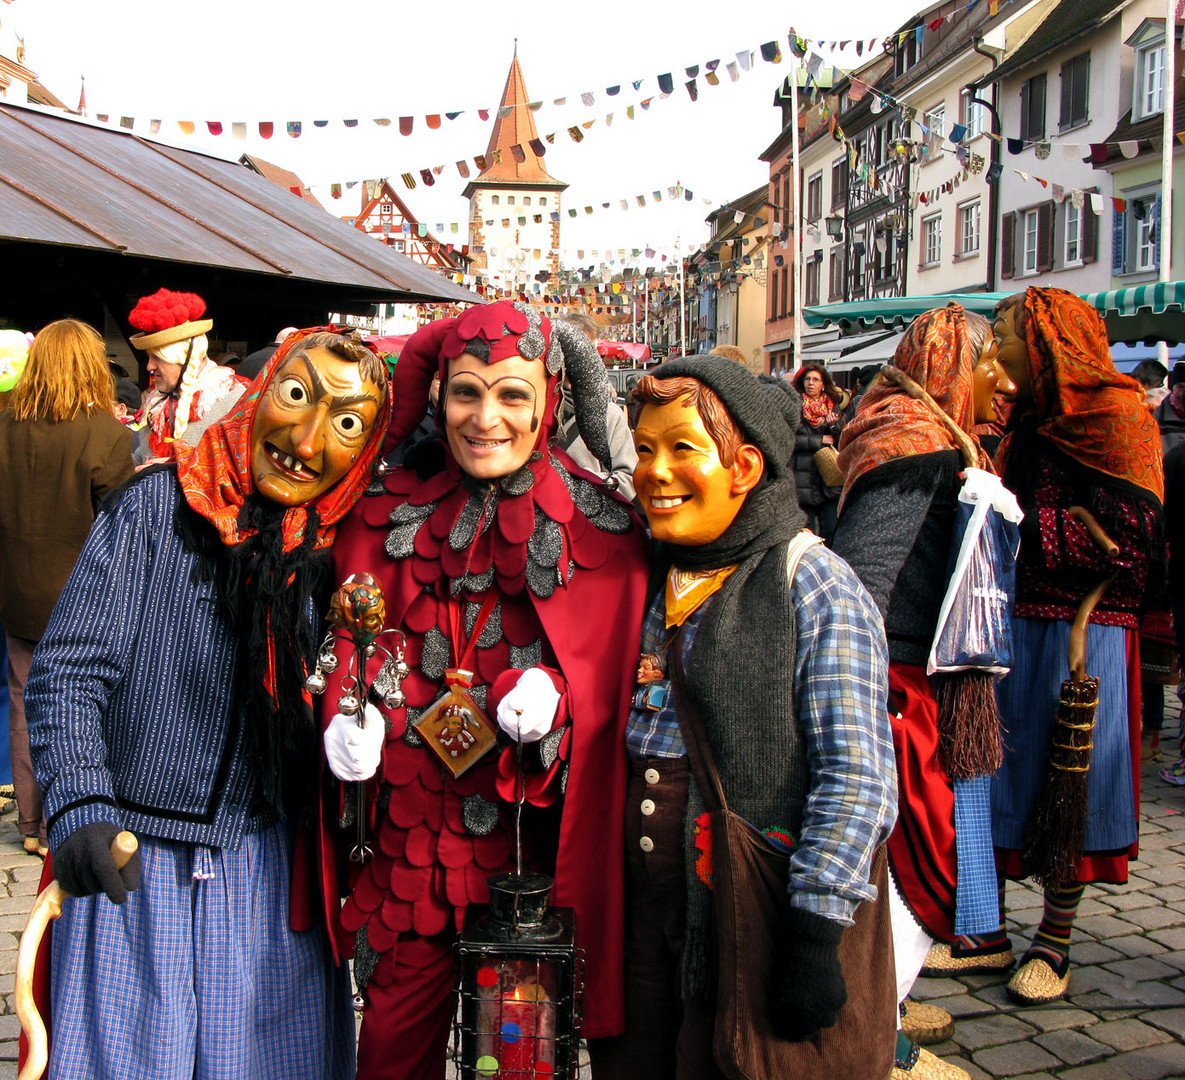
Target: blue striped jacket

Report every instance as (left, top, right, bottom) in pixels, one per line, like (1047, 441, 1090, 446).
(27, 470, 277, 851)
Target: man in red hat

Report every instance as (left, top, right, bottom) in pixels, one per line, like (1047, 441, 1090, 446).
(127, 288, 248, 462)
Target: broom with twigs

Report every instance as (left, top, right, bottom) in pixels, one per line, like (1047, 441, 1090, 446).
(1022, 507, 1120, 891)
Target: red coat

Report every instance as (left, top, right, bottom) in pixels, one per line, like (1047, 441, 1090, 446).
(325, 448, 649, 1038)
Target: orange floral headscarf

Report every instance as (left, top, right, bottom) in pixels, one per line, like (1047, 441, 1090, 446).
(175, 327, 392, 553)
(838, 303, 989, 504)
(996, 288, 1163, 502)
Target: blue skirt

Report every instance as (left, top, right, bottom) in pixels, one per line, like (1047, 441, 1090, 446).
(991, 617, 1136, 855)
(50, 823, 355, 1080)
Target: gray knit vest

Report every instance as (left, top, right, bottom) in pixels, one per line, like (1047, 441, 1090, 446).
(677, 537, 808, 999)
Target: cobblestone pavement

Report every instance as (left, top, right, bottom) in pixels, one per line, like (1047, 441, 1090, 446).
(0, 752, 1180, 1078)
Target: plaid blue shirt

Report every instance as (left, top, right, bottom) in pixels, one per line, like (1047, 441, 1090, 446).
(625, 542, 897, 923)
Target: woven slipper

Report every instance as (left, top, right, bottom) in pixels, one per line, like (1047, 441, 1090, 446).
(920, 941, 1014, 976)
(890, 1046, 971, 1080)
(1007, 956, 1069, 1005)
(901, 999, 954, 1045)
(22, 835, 47, 859)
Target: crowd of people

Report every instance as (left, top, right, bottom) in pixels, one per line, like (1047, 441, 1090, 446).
(0, 284, 1177, 1080)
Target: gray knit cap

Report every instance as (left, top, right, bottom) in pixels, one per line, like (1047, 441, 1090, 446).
(648, 354, 800, 478)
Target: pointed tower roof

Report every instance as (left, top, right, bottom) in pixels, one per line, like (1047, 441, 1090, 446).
(462, 55, 567, 197)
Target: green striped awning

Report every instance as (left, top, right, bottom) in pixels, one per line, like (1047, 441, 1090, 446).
(803, 293, 1011, 330)
(1081, 281, 1185, 344)
(805, 283, 1185, 344)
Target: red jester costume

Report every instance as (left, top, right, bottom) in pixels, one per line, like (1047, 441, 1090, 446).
(325, 301, 649, 1078)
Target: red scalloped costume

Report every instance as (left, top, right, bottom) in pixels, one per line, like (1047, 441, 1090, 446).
(325, 302, 649, 1064)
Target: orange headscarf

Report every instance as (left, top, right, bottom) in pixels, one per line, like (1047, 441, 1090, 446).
(838, 303, 989, 505)
(175, 327, 392, 553)
(996, 288, 1163, 502)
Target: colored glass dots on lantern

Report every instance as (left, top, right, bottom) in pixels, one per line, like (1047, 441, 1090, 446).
(454, 873, 582, 1079)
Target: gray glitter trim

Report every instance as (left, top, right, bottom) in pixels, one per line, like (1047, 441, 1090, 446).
(470, 684, 488, 711)
(508, 640, 542, 670)
(527, 513, 563, 568)
(456, 566, 495, 594)
(466, 600, 502, 648)
(560, 762, 570, 794)
(353, 924, 380, 993)
(525, 558, 559, 599)
(403, 719, 425, 748)
(366, 475, 386, 496)
(500, 464, 536, 497)
(450, 493, 496, 551)
(539, 726, 566, 771)
(513, 302, 547, 360)
(544, 334, 564, 375)
(420, 627, 450, 682)
(592, 497, 632, 534)
(572, 476, 606, 520)
(385, 501, 435, 561)
(462, 794, 500, 837)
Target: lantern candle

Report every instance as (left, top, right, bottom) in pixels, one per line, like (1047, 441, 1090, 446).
(496, 979, 556, 1077)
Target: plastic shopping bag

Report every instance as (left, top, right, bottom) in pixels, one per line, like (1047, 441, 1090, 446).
(927, 468, 1023, 675)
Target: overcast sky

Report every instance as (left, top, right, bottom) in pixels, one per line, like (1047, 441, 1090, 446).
(12, 0, 929, 265)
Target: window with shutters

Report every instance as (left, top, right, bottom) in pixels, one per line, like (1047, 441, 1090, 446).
(805, 256, 821, 306)
(1001, 211, 1016, 279)
(829, 250, 845, 301)
(1064, 201, 1082, 265)
(1059, 53, 1090, 131)
(1020, 73, 1046, 142)
(806, 172, 823, 221)
(1021, 209, 1039, 274)
(1135, 195, 1160, 271)
(831, 158, 848, 211)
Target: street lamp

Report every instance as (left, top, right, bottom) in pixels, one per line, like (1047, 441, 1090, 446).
(825, 215, 844, 240)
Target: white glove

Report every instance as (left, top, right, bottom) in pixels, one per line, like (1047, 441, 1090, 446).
(323, 704, 385, 782)
(496, 668, 561, 743)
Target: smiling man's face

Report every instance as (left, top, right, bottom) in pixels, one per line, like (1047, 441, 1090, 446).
(249, 345, 382, 506)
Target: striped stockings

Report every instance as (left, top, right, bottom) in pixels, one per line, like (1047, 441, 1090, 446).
(1025, 884, 1085, 975)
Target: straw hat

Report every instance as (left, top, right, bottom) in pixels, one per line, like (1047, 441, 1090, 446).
(128, 288, 213, 352)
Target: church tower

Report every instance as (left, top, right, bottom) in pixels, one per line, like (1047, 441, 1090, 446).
(464, 52, 567, 294)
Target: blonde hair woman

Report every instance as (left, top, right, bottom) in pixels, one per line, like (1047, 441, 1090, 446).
(0, 319, 134, 856)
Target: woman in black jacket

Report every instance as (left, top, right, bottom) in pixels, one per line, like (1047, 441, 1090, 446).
(792, 362, 844, 542)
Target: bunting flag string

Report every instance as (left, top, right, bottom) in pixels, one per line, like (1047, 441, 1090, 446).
(83, 36, 790, 139)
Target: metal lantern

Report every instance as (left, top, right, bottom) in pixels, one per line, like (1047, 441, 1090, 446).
(454, 872, 583, 1080)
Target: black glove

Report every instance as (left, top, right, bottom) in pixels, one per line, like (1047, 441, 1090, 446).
(53, 822, 141, 905)
(771, 907, 847, 1041)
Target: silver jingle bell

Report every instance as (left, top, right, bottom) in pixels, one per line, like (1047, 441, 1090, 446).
(394, 659, 410, 678)
(382, 689, 406, 710)
(338, 693, 361, 716)
(364, 643, 378, 658)
(318, 652, 339, 674)
(305, 670, 328, 694)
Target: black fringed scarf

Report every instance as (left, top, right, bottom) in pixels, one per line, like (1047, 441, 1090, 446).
(174, 492, 332, 822)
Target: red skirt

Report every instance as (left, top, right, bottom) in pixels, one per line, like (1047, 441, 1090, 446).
(886, 662, 957, 942)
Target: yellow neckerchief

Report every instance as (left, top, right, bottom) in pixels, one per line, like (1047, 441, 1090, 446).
(665, 564, 738, 629)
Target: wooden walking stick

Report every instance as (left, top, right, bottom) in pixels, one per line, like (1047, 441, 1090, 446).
(15, 830, 138, 1080)
(1022, 507, 1120, 890)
